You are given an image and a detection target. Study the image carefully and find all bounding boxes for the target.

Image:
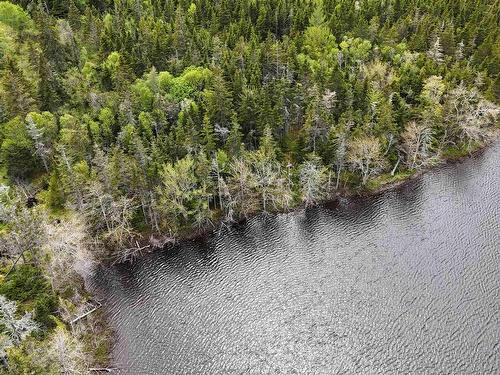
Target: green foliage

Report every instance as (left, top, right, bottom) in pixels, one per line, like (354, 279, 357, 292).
(0, 0, 497, 238)
(32, 293, 58, 331)
(158, 71, 174, 91)
(165, 67, 211, 102)
(0, 264, 58, 330)
(46, 170, 65, 209)
(0, 1, 497, 371)
(2, 343, 57, 374)
(157, 155, 212, 231)
(0, 1, 32, 30)
(0, 265, 48, 304)
(103, 51, 120, 75)
(0, 23, 15, 62)
(131, 79, 154, 110)
(0, 117, 39, 179)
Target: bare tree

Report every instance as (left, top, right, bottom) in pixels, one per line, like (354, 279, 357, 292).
(299, 156, 329, 207)
(82, 182, 136, 249)
(252, 159, 281, 213)
(445, 83, 499, 150)
(427, 37, 444, 64)
(401, 121, 435, 169)
(228, 159, 259, 218)
(455, 40, 464, 61)
(44, 217, 96, 292)
(25, 115, 51, 172)
(347, 136, 386, 185)
(0, 296, 39, 369)
(0, 203, 45, 270)
(0, 295, 38, 347)
(273, 167, 294, 211)
(104, 196, 137, 247)
(334, 131, 349, 189)
(49, 328, 88, 375)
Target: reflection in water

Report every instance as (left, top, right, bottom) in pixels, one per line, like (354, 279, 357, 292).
(92, 143, 500, 374)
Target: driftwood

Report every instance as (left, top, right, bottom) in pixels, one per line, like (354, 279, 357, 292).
(89, 368, 117, 373)
(112, 241, 151, 265)
(69, 301, 102, 327)
(149, 234, 175, 249)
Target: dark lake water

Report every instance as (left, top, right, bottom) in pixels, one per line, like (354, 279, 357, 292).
(92, 142, 500, 374)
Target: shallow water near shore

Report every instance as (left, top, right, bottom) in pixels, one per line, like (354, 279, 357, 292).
(92, 141, 500, 374)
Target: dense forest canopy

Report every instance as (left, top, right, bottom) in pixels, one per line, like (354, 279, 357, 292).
(0, 0, 499, 241)
(1, 0, 499, 241)
(0, 0, 499, 372)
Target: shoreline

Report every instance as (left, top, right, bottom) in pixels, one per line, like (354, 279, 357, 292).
(92, 134, 499, 372)
(133, 133, 499, 254)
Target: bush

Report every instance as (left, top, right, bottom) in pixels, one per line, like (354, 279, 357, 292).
(33, 293, 58, 331)
(0, 117, 39, 179)
(0, 264, 58, 330)
(0, 264, 47, 302)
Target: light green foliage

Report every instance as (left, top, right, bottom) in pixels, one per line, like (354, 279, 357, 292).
(180, 67, 212, 88)
(188, 3, 197, 17)
(298, 2, 338, 77)
(0, 2, 32, 30)
(26, 112, 58, 143)
(340, 37, 372, 64)
(98, 107, 115, 143)
(118, 123, 138, 152)
(0, 23, 14, 61)
(0, 2, 497, 368)
(131, 79, 154, 110)
(103, 51, 120, 73)
(164, 67, 212, 102)
(157, 155, 212, 231)
(421, 76, 445, 106)
(59, 114, 90, 160)
(138, 112, 154, 141)
(158, 71, 174, 91)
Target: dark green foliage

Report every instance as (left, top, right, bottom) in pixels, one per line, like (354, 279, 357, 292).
(32, 293, 58, 331)
(0, 264, 48, 303)
(0, 0, 497, 233)
(0, 265, 58, 331)
(46, 170, 65, 209)
(0, 117, 39, 179)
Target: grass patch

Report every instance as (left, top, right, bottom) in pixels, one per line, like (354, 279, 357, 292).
(366, 170, 414, 191)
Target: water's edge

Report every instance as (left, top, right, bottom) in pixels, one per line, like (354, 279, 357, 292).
(132, 135, 500, 256)
(92, 137, 500, 374)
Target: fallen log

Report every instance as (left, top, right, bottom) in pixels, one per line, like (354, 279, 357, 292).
(89, 368, 117, 373)
(69, 301, 102, 326)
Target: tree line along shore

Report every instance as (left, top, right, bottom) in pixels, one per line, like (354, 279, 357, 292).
(0, 0, 499, 373)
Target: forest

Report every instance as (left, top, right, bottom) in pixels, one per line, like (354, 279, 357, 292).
(0, 0, 499, 373)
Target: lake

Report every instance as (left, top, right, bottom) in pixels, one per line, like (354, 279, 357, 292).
(92, 141, 500, 374)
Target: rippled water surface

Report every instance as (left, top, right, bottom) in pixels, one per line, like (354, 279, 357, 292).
(93, 142, 500, 374)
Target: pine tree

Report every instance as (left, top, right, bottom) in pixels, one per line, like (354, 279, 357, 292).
(0, 59, 37, 119)
(201, 113, 216, 155)
(225, 115, 244, 157)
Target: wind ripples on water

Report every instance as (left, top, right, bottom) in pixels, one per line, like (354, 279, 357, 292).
(92, 142, 500, 374)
